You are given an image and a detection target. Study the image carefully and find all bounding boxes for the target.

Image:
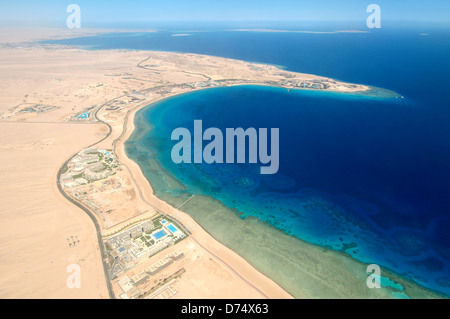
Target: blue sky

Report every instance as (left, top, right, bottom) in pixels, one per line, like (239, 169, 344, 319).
(0, 0, 449, 28)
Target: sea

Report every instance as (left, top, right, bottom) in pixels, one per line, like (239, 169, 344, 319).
(44, 24, 450, 297)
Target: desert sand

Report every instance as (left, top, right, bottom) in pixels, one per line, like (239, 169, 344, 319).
(0, 122, 109, 298)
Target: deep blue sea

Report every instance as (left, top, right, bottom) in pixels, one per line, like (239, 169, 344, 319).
(46, 27, 450, 296)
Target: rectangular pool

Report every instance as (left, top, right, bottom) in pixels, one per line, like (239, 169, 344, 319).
(153, 230, 167, 240)
(167, 224, 178, 233)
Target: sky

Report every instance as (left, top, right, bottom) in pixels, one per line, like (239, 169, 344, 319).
(0, 0, 449, 28)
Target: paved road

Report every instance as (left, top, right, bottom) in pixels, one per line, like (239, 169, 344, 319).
(56, 97, 120, 299)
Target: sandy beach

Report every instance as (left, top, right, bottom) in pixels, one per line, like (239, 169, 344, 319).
(112, 95, 293, 299)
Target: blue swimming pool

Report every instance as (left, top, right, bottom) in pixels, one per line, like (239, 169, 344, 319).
(76, 112, 89, 119)
(153, 230, 167, 240)
(167, 224, 178, 233)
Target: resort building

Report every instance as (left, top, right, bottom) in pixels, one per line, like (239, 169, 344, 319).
(130, 272, 149, 286)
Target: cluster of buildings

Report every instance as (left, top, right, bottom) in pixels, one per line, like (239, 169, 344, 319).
(0, 103, 59, 120)
(117, 250, 184, 299)
(70, 105, 97, 121)
(189, 80, 220, 88)
(187, 78, 335, 91)
(134, 250, 184, 284)
(60, 148, 118, 188)
(279, 79, 331, 90)
(104, 92, 147, 112)
(105, 218, 186, 278)
(18, 104, 59, 114)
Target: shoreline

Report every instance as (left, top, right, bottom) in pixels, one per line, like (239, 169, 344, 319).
(38, 31, 402, 100)
(51, 44, 396, 298)
(121, 87, 445, 299)
(53, 82, 294, 298)
(112, 88, 294, 299)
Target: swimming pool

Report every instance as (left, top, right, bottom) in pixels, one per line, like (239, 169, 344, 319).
(167, 224, 178, 233)
(153, 230, 167, 240)
(76, 112, 89, 119)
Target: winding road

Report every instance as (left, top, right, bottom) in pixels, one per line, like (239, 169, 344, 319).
(56, 96, 119, 299)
